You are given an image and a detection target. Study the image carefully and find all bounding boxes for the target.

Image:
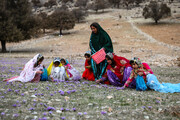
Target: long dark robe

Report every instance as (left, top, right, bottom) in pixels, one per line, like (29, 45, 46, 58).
(89, 23, 113, 80)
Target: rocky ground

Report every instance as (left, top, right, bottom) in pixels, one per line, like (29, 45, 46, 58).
(1, 5, 180, 67)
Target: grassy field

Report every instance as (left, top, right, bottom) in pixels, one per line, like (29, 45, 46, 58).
(0, 57, 180, 120)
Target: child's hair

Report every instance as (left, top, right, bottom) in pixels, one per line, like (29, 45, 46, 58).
(105, 55, 115, 68)
(84, 53, 91, 58)
(60, 58, 66, 63)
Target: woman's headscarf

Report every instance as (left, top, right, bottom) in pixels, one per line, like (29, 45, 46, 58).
(130, 57, 142, 68)
(106, 52, 114, 59)
(89, 22, 113, 54)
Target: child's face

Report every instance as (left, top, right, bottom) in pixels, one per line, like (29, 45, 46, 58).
(61, 61, 65, 66)
(54, 62, 60, 67)
(131, 63, 138, 69)
(38, 60, 43, 65)
(85, 56, 91, 61)
(106, 58, 112, 65)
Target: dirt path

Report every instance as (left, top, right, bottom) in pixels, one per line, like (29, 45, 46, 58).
(1, 8, 180, 67)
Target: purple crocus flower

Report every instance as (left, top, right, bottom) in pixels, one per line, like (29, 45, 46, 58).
(148, 106, 152, 109)
(66, 108, 69, 111)
(13, 113, 19, 117)
(29, 108, 35, 111)
(8, 89, 12, 92)
(47, 107, 55, 111)
(72, 108, 76, 111)
(50, 93, 54, 96)
(67, 91, 71, 94)
(61, 107, 64, 111)
(21, 93, 24, 96)
(43, 112, 47, 116)
(49, 111, 53, 114)
(1, 112, 5, 116)
(84, 112, 87, 115)
(78, 112, 82, 115)
(101, 111, 107, 115)
(142, 106, 146, 109)
(12, 104, 17, 107)
(33, 103, 36, 106)
(61, 117, 66, 120)
(17, 104, 21, 107)
(60, 91, 65, 95)
(23, 100, 26, 103)
(156, 100, 160, 104)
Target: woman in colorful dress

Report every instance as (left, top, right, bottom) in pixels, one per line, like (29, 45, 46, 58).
(4, 54, 44, 83)
(89, 22, 113, 81)
(82, 51, 95, 81)
(61, 58, 81, 81)
(96, 53, 129, 86)
(120, 57, 180, 93)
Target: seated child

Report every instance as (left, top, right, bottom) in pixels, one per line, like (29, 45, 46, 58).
(47, 57, 66, 81)
(61, 58, 81, 81)
(82, 51, 95, 81)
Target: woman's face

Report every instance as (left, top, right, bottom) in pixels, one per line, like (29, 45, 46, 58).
(131, 63, 138, 69)
(38, 60, 43, 65)
(106, 58, 112, 65)
(91, 26, 98, 34)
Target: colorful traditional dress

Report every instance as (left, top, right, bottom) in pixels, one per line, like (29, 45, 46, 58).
(50, 66, 66, 80)
(47, 61, 69, 80)
(100, 53, 128, 86)
(125, 62, 153, 87)
(89, 23, 113, 80)
(65, 63, 81, 81)
(125, 59, 180, 93)
(105, 64, 123, 86)
(4, 54, 43, 83)
(82, 59, 95, 81)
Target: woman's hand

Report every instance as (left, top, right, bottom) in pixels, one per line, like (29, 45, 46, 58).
(96, 79, 102, 84)
(110, 68, 115, 73)
(36, 71, 43, 74)
(51, 77, 54, 82)
(65, 66, 68, 70)
(138, 72, 144, 76)
(86, 66, 91, 69)
(120, 60, 127, 65)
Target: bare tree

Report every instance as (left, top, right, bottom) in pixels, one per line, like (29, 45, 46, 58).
(44, 0, 57, 8)
(143, 1, 171, 24)
(49, 10, 75, 35)
(108, 0, 121, 8)
(89, 0, 108, 13)
(72, 8, 87, 23)
(75, 0, 88, 8)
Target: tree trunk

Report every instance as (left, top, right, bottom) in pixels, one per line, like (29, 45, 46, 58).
(155, 20, 158, 24)
(59, 28, 62, 35)
(1, 40, 6, 52)
(43, 28, 45, 33)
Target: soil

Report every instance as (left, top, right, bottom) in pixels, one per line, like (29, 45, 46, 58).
(1, 7, 180, 67)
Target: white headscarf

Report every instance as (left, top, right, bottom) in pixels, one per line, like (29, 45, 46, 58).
(7, 54, 44, 82)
